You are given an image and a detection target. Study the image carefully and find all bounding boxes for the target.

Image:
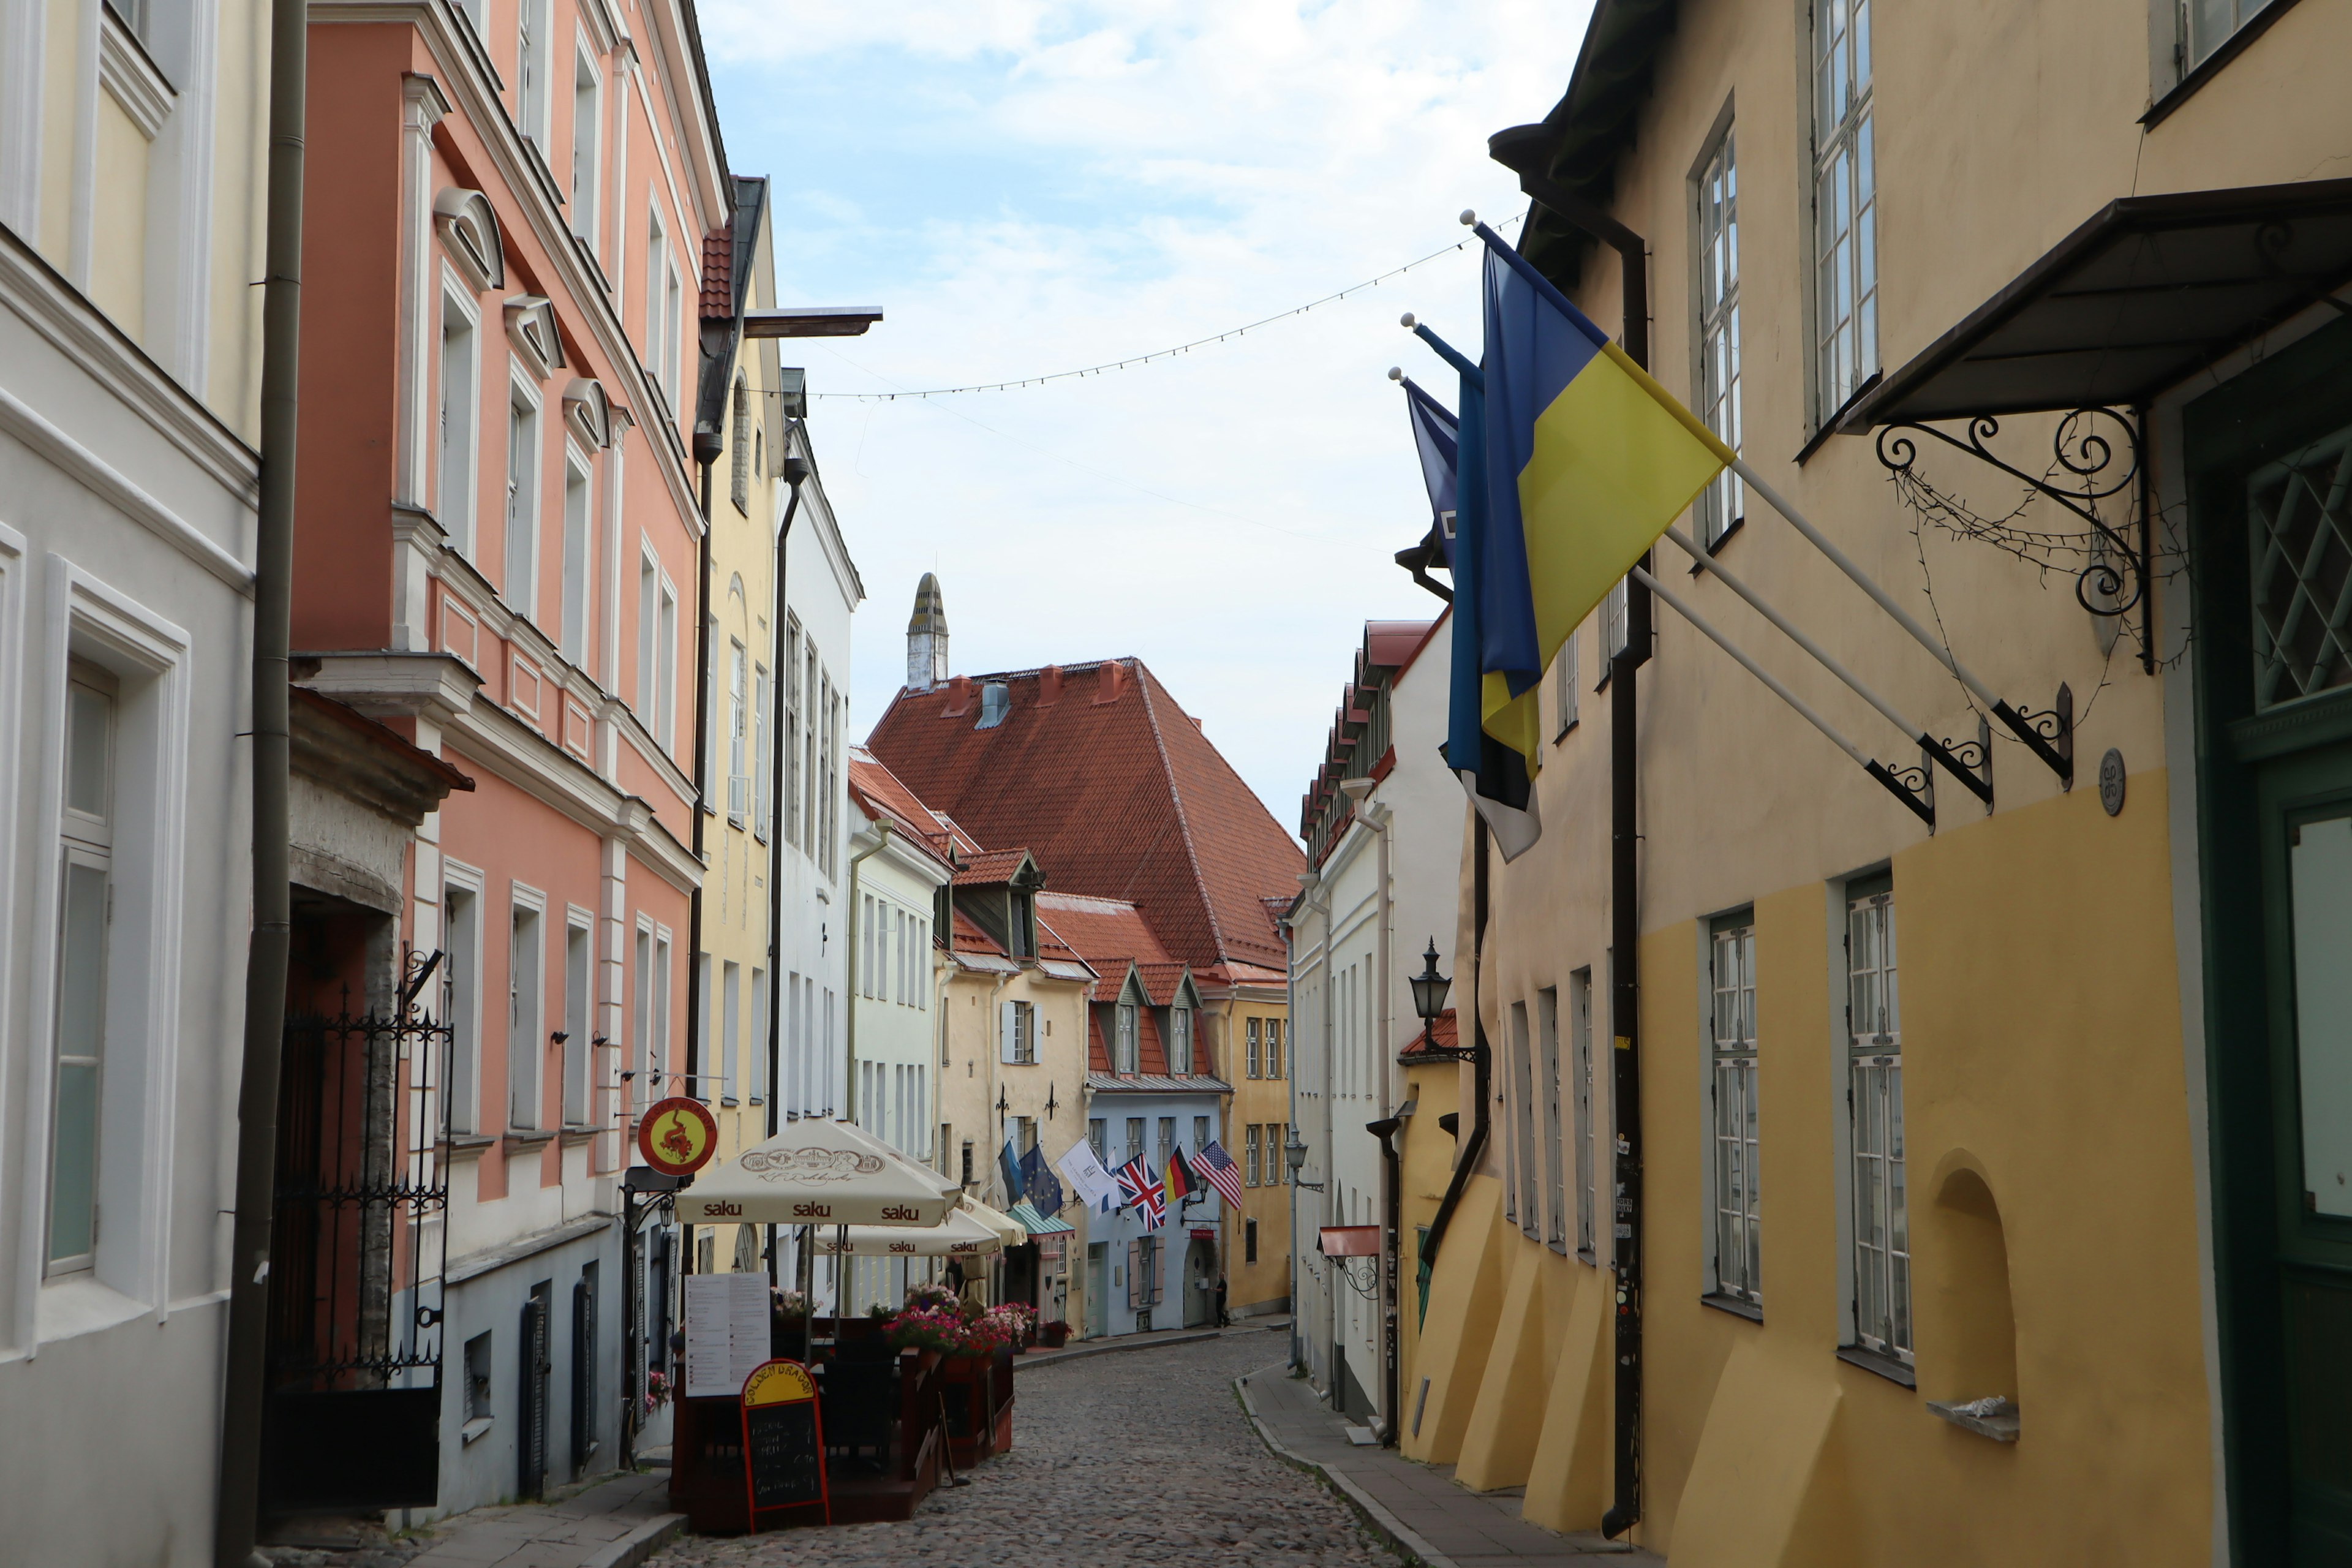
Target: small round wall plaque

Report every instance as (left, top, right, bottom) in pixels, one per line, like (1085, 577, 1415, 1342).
(2099, 748, 2127, 816)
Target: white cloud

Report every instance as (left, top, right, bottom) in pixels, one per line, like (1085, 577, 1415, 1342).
(705, 1, 1593, 836)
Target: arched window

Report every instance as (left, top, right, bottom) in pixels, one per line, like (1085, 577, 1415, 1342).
(730, 374, 750, 512)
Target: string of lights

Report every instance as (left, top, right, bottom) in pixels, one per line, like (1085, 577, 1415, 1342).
(805, 211, 1523, 401)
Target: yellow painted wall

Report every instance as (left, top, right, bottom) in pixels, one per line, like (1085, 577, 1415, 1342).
(88, 87, 149, 345)
(1226, 995, 1292, 1310)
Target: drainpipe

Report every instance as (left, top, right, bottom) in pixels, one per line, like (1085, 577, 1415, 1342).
(682, 435, 719, 1278)
(1487, 124, 1651, 1542)
(214, 0, 304, 1558)
(1367, 1102, 1411, 1448)
(763, 442, 805, 1155)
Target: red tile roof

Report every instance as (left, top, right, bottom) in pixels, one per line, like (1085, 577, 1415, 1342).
(951, 848, 1035, 887)
(846, 749, 957, 872)
(867, 658, 1305, 973)
(1033, 891, 1173, 969)
(950, 907, 1005, 957)
(699, 227, 734, 319)
(1397, 1008, 1459, 1060)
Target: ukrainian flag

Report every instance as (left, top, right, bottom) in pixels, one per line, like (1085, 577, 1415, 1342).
(1475, 226, 1735, 772)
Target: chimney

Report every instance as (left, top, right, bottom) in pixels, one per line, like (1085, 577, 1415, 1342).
(941, 674, 974, 717)
(907, 572, 949, 693)
(1093, 660, 1128, 706)
(1037, 665, 1063, 707)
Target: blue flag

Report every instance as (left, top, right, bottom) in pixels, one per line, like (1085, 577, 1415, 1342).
(1400, 375, 1459, 569)
(998, 1137, 1025, 1203)
(1020, 1144, 1063, 1214)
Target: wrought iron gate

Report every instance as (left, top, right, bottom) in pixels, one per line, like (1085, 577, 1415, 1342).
(519, 1288, 551, 1501)
(571, 1268, 600, 1477)
(260, 955, 451, 1512)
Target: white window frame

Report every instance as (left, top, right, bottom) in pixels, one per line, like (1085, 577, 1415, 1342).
(1554, 633, 1580, 739)
(508, 883, 548, 1130)
(1115, 1001, 1138, 1075)
(632, 918, 654, 1116)
(1811, 0, 1877, 424)
(1170, 1005, 1192, 1075)
(505, 369, 543, 624)
(1843, 873, 1909, 1363)
(569, 43, 602, 248)
(1511, 1000, 1537, 1238)
(1539, 986, 1566, 1254)
(1571, 967, 1596, 1262)
(783, 620, 802, 850)
(18, 559, 189, 1333)
(559, 443, 593, 666)
(1694, 119, 1743, 545)
(515, 0, 550, 148)
(748, 967, 766, 1105)
(562, 909, 593, 1126)
(1602, 582, 1629, 668)
(1708, 916, 1761, 1306)
(720, 959, 740, 1107)
(443, 862, 488, 1136)
(727, 638, 748, 824)
(439, 277, 483, 556)
(753, 661, 771, 842)
(657, 577, 678, 752)
(47, 662, 116, 1280)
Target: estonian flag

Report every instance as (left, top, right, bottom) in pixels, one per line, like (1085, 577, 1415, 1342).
(1473, 225, 1734, 784)
(998, 1137, 1025, 1203)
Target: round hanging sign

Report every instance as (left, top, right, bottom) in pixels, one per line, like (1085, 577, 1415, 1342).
(638, 1095, 719, 1175)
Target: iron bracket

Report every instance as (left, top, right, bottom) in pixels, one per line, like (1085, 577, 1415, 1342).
(1874, 408, 2154, 674)
(1920, 715, 1994, 810)
(1992, 683, 2075, 791)
(1865, 747, 1937, 831)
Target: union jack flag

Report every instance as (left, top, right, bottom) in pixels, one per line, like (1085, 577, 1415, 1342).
(1118, 1157, 1166, 1230)
(1194, 1140, 1245, 1208)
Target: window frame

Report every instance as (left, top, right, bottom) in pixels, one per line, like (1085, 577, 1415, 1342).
(1810, 0, 1878, 428)
(568, 43, 601, 249)
(438, 277, 483, 557)
(444, 865, 486, 1136)
(1571, 967, 1597, 1262)
(505, 369, 543, 623)
(1692, 116, 1744, 546)
(1842, 872, 1910, 1365)
(508, 884, 548, 1131)
(559, 443, 593, 666)
(1707, 913, 1762, 1308)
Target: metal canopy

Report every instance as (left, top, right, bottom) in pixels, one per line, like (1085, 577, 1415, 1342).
(1847, 178, 2352, 428)
(741, 306, 884, 339)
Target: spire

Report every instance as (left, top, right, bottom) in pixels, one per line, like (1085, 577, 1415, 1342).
(907, 573, 949, 692)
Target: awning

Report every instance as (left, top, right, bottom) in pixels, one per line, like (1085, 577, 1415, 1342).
(962, 1196, 1027, 1246)
(676, 1118, 960, 1227)
(1007, 1201, 1074, 1235)
(1847, 178, 2352, 427)
(1319, 1225, 1381, 1258)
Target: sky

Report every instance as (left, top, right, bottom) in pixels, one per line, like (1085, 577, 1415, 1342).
(701, 2, 1595, 839)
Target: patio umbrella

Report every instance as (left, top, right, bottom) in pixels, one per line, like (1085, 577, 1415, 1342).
(811, 1205, 1005, 1257)
(677, 1117, 960, 1227)
(962, 1195, 1027, 1246)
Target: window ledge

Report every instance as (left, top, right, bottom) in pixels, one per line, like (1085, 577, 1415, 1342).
(559, 1125, 598, 1145)
(504, 1127, 558, 1151)
(448, 1133, 498, 1159)
(1797, 372, 1883, 466)
(1838, 1343, 1917, 1387)
(2143, 0, 2304, 129)
(37, 1274, 149, 1347)
(1687, 516, 1744, 573)
(1701, 1291, 1763, 1324)
(1553, 717, 1580, 747)
(1926, 1397, 2019, 1442)
(461, 1415, 495, 1446)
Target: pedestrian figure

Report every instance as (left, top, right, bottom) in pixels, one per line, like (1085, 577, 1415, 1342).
(1215, 1274, 1229, 1327)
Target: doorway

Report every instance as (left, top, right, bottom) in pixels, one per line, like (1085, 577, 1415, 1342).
(1086, 1243, 1108, 1340)
(1183, 1238, 1216, 1328)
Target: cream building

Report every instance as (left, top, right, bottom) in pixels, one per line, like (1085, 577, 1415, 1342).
(1396, 0, 2352, 1563)
(0, 0, 270, 1558)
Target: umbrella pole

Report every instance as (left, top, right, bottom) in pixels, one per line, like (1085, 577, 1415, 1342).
(800, 1224, 813, 1366)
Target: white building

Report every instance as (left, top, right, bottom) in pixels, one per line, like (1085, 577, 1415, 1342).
(1288, 616, 1460, 1428)
(841, 747, 954, 1311)
(0, 0, 271, 1559)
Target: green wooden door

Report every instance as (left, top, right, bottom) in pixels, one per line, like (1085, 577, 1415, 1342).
(2185, 313, 2352, 1564)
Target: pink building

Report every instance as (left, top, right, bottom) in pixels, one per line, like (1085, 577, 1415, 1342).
(281, 0, 724, 1517)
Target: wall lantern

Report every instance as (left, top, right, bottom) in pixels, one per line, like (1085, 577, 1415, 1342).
(1409, 939, 1450, 1047)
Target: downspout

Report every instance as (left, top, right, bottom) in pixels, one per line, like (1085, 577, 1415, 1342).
(682, 435, 718, 1279)
(1366, 1107, 1408, 1447)
(1488, 125, 1651, 1542)
(762, 448, 804, 1291)
(215, 0, 304, 1557)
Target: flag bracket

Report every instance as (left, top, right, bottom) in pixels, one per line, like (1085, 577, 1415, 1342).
(1865, 750, 1937, 831)
(1921, 715, 1994, 810)
(1991, 684, 2076, 791)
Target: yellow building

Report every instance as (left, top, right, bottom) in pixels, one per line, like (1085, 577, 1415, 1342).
(1223, 986, 1292, 1316)
(1395, 0, 2352, 1562)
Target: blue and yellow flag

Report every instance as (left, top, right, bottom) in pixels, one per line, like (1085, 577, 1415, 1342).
(1474, 226, 1735, 772)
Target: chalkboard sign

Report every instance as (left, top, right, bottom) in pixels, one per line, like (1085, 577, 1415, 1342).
(739, 1360, 827, 1526)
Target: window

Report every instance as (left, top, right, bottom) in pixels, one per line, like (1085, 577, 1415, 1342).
(749, 968, 766, 1104)
(721, 961, 740, 1107)
(703, 615, 722, 815)
(1571, 968, 1595, 1259)
(1276, 1123, 1292, 1185)
(515, 0, 549, 145)
(1512, 1001, 1537, 1238)
(1246, 1017, 1262, 1078)
(784, 622, 802, 849)
(1245, 1123, 1261, 1186)
(1003, 1000, 1036, 1065)
(2185, 0, 2273, 71)
(1114, 1003, 1138, 1074)
(632, 925, 652, 1109)
(651, 930, 672, 1101)
(727, 640, 748, 824)
(1602, 581, 1629, 666)
(48, 667, 115, 1273)
(661, 261, 684, 413)
(464, 1331, 495, 1431)
(636, 553, 657, 728)
(1123, 1117, 1145, 1169)
(1847, 875, 1908, 1360)
(860, 895, 875, 998)
(646, 211, 680, 410)
(1267, 1019, 1284, 1080)
(657, 582, 678, 751)
(1088, 1118, 1107, 1163)
(1696, 127, 1743, 544)
(1170, 1007, 1193, 1075)
(1245, 1217, 1259, 1264)
(509, 897, 545, 1129)
(1156, 1117, 1174, 1172)
(1194, 1116, 1210, 1159)
(960, 1140, 974, 1187)
(1814, 0, 1877, 420)
(446, 881, 481, 1134)
(1711, 916, 1760, 1305)
(563, 918, 591, 1125)
(1554, 633, 1580, 739)
(570, 53, 600, 247)
(819, 678, 838, 878)
(1539, 987, 1566, 1254)
(753, 663, 771, 841)
(506, 385, 540, 618)
(730, 375, 751, 513)
(560, 455, 590, 665)
(439, 293, 480, 555)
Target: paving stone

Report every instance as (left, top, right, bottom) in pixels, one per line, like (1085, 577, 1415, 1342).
(647, 1333, 1400, 1568)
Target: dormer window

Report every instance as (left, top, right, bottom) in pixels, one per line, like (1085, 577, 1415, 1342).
(1115, 1003, 1138, 1075)
(1170, 1006, 1193, 1075)
(1009, 891, 1033, 959)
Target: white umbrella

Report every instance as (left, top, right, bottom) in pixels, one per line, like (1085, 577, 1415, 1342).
(812, 1206, 1004, 1257)
(677, 1117, 960, 1227)
(962, 1195, 1027, 1246)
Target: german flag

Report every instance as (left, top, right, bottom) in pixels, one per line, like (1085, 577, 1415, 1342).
(1164, 1147, 1196, 1204)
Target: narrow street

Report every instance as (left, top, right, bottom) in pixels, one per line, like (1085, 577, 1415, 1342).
(652, 1332, 1400, 1568)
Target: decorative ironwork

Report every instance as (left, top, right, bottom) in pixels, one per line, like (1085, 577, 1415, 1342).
(1993, 684, 2075, 791)
(1875, 407, 2154, 674)
(1864, 752, 1936, 830)
(1921, 715, 1993, 810)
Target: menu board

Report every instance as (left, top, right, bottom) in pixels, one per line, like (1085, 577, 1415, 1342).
(740, 1360, 826, 1521)
(684, 1273, 772, 1397)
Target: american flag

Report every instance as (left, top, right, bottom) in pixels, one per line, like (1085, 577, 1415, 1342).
(1194, 1140, 1245, 1207)
(1118, 1157, 1166, 1230)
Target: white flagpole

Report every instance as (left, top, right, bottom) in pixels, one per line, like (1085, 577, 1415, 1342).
(1730, 457, 2005, 714)
(1631, 566, 1872, 769)
(1660, 523, 1928, 744)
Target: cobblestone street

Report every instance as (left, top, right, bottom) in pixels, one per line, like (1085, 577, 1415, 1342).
(650, 1332, 1402, 1568)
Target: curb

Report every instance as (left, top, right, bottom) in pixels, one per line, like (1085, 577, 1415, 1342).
(1233, 1367, 1457, 1568)
(1014, 1329, 1220, 1371)
(579, 1511, 687, 1568)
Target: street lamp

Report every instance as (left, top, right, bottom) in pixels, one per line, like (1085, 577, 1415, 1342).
(1409, 940, 1450, 1049)
(1285, 1128, 1323, 1191)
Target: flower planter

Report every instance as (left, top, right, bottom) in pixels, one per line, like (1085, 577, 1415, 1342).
(1039, 1322, 1070, 1349)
